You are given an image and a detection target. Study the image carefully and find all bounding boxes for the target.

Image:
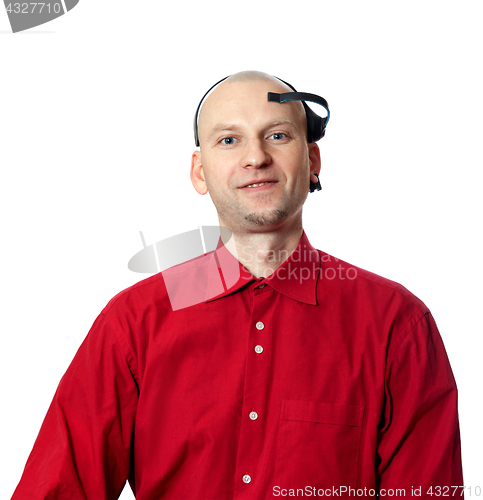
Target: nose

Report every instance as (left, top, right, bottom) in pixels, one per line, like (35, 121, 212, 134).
(241, 138, 271, 169)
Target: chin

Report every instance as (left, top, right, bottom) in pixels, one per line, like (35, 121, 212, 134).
(244, 209, 288, 226)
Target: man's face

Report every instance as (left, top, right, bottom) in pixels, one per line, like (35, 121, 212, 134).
(191, 78, 320, 233)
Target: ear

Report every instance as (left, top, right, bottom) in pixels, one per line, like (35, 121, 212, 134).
(308, 142, 321, 184)
(190, 150, 208, 195)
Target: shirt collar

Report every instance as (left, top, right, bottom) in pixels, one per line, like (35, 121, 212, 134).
(205, 230, 319, 305)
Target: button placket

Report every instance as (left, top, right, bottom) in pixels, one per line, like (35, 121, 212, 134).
(234, 286, 273, 497)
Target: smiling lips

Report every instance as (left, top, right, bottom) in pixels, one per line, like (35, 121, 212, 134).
(240, 180, 278, 189)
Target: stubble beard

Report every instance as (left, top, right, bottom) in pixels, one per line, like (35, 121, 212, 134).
(217, 194, 292, 230)
(244, 208, 287, 226)
(217, 201, 289, 229)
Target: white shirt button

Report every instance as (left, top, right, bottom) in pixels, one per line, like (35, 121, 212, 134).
(256, 321, 264, 330)
(254, 345, 263, 354)
(249, 411, 258, 420)
(259, 283, 266, 288)
(242, 474, 252, 484)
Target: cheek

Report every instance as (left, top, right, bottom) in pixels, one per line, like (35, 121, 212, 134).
(202, 165, 231, 194)
(204, 156, 238, 187)
(285, 150, 310, 184)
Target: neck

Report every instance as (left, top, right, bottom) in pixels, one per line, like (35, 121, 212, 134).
(221, 218, 304, 278)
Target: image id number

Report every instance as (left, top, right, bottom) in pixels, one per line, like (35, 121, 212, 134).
(5, 3, 62, 14)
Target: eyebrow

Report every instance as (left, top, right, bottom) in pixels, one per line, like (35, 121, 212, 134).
(208, 119, 297, 139)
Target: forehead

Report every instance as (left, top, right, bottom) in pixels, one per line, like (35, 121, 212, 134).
(198, 79, 306, 138)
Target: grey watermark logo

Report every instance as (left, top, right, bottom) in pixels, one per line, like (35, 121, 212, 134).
(3, 0, 79, 33)
(128, 227, 236, 274)
(128, 227, 241, 311)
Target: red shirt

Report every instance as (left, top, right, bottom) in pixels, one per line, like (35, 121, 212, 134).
(11, 231, 463, 499)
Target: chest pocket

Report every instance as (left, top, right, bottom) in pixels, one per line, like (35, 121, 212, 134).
(274, 399, 364, 489)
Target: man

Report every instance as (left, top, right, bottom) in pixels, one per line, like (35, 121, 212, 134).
(11, 71, 463, 499)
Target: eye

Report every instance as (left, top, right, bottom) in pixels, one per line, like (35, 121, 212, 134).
(220, 137, 237, 145)
(268, 133, 287, 140)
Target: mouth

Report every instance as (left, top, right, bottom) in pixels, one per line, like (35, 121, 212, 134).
(239, 180, 278, 189)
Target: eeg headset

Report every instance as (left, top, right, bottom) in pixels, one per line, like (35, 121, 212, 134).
(193, 75, 330, 193)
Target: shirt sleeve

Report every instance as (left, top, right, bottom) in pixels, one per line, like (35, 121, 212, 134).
(376, 312, 464, 497)
(10, 312, 139, 500)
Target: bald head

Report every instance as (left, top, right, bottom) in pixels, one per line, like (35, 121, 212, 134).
(222, 70, 289, 86)
(197, 71, 307, 148)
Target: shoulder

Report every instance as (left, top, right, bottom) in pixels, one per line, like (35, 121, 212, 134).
(317, 249, 429, 315)
(100, 250, 216, 319)
(101, 272, 168, 317)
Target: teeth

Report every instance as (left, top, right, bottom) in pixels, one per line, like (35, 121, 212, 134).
(247, 182, 268, 188)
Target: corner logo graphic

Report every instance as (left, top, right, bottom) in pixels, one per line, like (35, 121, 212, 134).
(3, 0, 79, 33)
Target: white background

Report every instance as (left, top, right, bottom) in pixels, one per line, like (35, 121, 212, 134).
(1, 1, 482, 497)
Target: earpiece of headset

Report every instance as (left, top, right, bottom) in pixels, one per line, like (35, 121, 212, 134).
(309, 173, 322, 193)
(193, 75, 329, 193)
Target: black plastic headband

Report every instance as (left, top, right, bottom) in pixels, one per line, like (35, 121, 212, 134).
(193, 76, 329, 146)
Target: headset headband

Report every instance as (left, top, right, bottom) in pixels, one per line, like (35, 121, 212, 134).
(193, 75, 330, 147)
